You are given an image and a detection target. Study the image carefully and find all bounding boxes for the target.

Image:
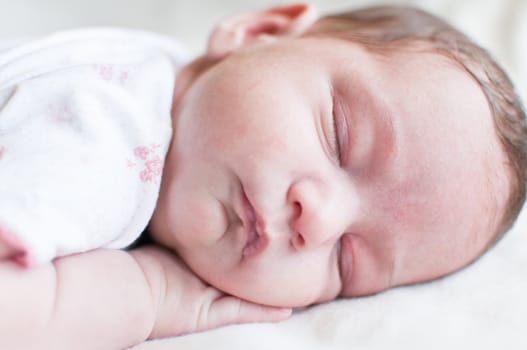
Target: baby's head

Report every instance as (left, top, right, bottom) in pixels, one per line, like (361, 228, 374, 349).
(150, 4, 527, 307)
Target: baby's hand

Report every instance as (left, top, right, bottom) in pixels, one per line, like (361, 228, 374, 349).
(131, 245, 292, 339)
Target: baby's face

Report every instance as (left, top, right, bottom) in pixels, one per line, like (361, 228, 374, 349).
(151, 37, 508, 307)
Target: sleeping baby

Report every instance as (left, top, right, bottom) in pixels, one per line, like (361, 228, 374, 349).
(1, 3, 526, 349)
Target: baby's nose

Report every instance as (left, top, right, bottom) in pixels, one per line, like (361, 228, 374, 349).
(287, 178, 344, 251)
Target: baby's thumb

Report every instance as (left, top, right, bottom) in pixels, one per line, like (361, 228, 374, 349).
(203, 296, 292, 330)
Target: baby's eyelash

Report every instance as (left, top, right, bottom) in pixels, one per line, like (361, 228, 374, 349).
(332, 107, 343, 165)
(336, 237, 344, 282)
(333, 117, 342, 165)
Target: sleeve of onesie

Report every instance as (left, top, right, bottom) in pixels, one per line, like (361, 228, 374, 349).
(0, 29, 186, 267)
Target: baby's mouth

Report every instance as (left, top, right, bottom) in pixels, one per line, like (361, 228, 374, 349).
(242, 217, 270, 257)
(239, 186, 268, 258)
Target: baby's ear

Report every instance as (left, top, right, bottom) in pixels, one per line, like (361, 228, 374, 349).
(207, 3, 318, 59)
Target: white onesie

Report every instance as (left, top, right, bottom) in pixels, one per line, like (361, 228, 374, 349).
(0, 28, 189, 267)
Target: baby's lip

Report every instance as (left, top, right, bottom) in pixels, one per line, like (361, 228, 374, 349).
(239, 187, 268, 258)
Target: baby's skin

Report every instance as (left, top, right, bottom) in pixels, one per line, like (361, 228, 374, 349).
(0, 4, 510, 349)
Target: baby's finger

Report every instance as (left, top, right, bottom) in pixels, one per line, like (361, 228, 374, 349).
(202, 296, 292, 330)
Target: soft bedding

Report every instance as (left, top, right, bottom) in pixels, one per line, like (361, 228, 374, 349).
(0, 0, 524, 349)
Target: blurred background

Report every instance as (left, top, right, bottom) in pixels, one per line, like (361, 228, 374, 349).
(0, 0, 525, 96)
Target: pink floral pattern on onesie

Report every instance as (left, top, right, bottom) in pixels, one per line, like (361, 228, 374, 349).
(48, 105, 74, 125)
(96, 64, 114, 81)
(127, 144, 164, 183)
(0, 146, 5, 160)
(93, 64, 130, 84)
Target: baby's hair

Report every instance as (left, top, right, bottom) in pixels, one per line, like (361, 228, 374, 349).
(306, 6, 527, 247)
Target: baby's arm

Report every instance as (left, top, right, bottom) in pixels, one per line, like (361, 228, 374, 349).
(0, 249, 154, 349)
(0, 246, 290, 349)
